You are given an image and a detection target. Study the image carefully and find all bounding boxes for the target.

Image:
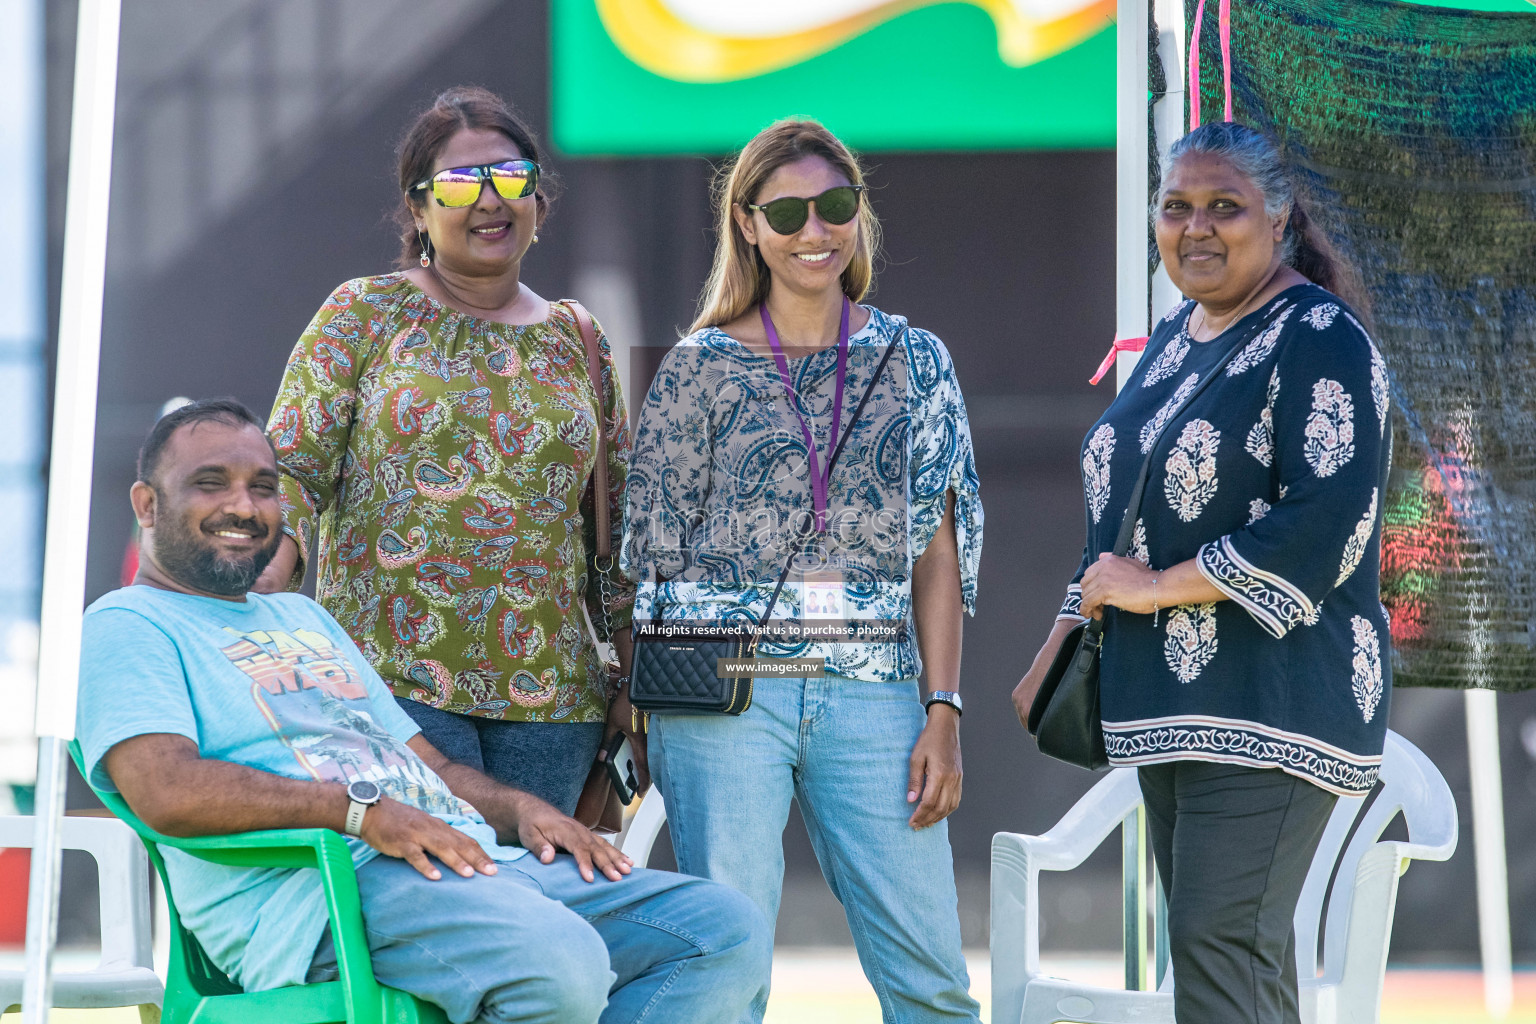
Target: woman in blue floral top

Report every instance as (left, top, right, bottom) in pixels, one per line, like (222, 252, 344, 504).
(623, 120, 984, 1023)
(1014, 123, 1392, 1024)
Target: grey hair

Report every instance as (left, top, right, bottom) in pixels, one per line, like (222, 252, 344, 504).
(1155, 121, 1363, 315)
(1158, 122, 1296, 262)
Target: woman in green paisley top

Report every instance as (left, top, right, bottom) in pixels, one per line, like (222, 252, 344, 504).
(257, 87, 639, 816)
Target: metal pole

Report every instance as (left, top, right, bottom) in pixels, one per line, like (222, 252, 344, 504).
(1465, 688, 1512, 1019)
(1151, 0, 1188, 323)
(1145, 0, 1185, 992)
(1122, 809, 1149, 990)
(1154, 866, 1169, 989)
(1116, 0, 1152, 388)
(22, 1, 122, 1020)
(21, 740, 66, 1024)
(1116, 0, 1151, 992)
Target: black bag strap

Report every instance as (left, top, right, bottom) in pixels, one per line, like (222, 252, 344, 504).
(752, 326, 906, 629)
(647, 327, 906, 631)
(1085, 313, 1267, 639)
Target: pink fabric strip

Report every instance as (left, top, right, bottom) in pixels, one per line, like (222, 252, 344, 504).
(1220, 0, 1233, 122)
(1089, 335, 1150, 386)
(1188, 0, 1206, 130)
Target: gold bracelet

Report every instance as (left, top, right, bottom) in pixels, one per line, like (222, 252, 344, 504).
(1152, 573, 1161, 628)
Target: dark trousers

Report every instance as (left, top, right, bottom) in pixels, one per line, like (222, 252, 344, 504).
(396, 697, 605, 816)
(1138, 762, 1337, 1024)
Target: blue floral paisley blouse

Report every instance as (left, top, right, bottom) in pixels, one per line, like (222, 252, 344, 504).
(622, 306, 983, 683)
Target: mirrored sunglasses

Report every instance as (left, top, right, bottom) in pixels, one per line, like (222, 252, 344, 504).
(744, 185, 866, 235)
(410, 159, 540, 208)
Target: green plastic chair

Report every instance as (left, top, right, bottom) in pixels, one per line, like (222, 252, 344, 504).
(68, 741, 448, 1024)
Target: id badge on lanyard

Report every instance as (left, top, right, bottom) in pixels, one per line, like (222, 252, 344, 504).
(762, 300, 851, 626)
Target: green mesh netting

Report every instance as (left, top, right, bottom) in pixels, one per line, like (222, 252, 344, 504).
(1169, 0, 1536, 689)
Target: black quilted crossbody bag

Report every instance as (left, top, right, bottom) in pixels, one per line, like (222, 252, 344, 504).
(630, 330, 904, 716)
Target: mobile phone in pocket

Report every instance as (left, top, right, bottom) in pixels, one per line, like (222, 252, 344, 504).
(602, 731, 639, 805)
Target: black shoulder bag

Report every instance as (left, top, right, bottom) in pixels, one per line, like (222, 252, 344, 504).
(630, 330, 905, 716)
(1028, 321, 1258, 770)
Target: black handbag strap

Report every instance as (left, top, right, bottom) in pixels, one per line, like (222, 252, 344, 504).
(751, 326, 906, 628)
(1086, 313, 1267, 637)
(647, 326, 906, 630)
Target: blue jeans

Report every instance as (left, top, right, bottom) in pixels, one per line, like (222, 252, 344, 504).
(396, 696, 605, 816)
(308, 853, 771, 1024)
(649, 675, 981, 1024)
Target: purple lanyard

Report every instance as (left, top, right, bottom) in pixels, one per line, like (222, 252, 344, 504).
(760, 298, 850, 534)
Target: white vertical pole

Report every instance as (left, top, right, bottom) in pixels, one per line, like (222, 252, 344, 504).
(1116, 0, 1151, 992)
(23, 0, 122, 1020)
(1116, 0, 1151, 393)
(1150, 0, 1188, 328)
(1465, 689, 1512, 1019)
(1147, 1, 1185, 988)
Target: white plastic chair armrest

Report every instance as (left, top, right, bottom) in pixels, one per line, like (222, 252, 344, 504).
(1018, 768, 1143, 873)
(991, 768, 1144, 1024)
(1385, 732, 1459, 861)
(618, 787, 667, 868)
(0, 815, 162, 1011)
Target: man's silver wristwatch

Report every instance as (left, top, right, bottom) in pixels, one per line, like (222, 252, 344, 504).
(924, 691, 963, 716)
(344, 780, 382, 836)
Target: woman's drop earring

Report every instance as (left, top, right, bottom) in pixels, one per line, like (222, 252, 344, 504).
(532, 232, 540, 244)
(417, 229, 431, 268)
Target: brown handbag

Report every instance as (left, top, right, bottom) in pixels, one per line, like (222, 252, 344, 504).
(564, 300, 626, 835)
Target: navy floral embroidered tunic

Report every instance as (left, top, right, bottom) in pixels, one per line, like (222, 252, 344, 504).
(622, 306, 983, 683)
(1063, 284, 1392, 795)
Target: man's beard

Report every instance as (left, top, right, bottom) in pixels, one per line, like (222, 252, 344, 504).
(153, 506, 282, 597)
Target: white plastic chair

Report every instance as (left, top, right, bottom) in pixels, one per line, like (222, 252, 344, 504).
(617, 787, 669, 868)
(990, 730, 1458, 1024)
(0, 814, 163, 1020)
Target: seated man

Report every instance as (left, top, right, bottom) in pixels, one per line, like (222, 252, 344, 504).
(76, 398, 770, 1024)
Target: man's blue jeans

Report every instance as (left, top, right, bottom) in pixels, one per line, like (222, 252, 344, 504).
(649, 675, 981, 1024)
(308, 853, 771, 1024)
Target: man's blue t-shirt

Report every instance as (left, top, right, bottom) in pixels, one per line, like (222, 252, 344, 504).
(77, 586, 527, 991)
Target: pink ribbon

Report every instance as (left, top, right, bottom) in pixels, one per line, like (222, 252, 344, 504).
(1090, 335, 1149, 385)
(1221, 0, 1233, 122)
(1188, 0, 1234, 129)
(1189, 0, 1205, 130)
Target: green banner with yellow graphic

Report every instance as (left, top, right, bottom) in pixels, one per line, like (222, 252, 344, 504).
(551, 0, 1117, 154)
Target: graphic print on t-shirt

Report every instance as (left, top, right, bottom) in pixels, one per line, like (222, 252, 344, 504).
(219, 627, 470, 819)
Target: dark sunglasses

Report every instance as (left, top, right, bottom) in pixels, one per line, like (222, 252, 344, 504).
(409, 159, 540, 208)
(744, 185, 866, 235)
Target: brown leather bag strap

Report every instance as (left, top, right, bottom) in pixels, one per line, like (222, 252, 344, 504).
(563, 300, 610, 561)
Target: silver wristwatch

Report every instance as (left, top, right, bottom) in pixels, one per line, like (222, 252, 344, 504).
(344, 780, 382, 836)
(924, 691, 963, 716)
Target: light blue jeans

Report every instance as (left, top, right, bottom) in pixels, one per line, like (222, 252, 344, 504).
(649, 675, 982, 1024)
(307, 853, 771, 1024)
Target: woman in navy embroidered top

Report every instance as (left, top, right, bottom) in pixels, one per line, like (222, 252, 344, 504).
(1013, 123, 1391, 1024)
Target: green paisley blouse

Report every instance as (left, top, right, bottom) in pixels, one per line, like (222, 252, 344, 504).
(268, 273, 634, 724)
